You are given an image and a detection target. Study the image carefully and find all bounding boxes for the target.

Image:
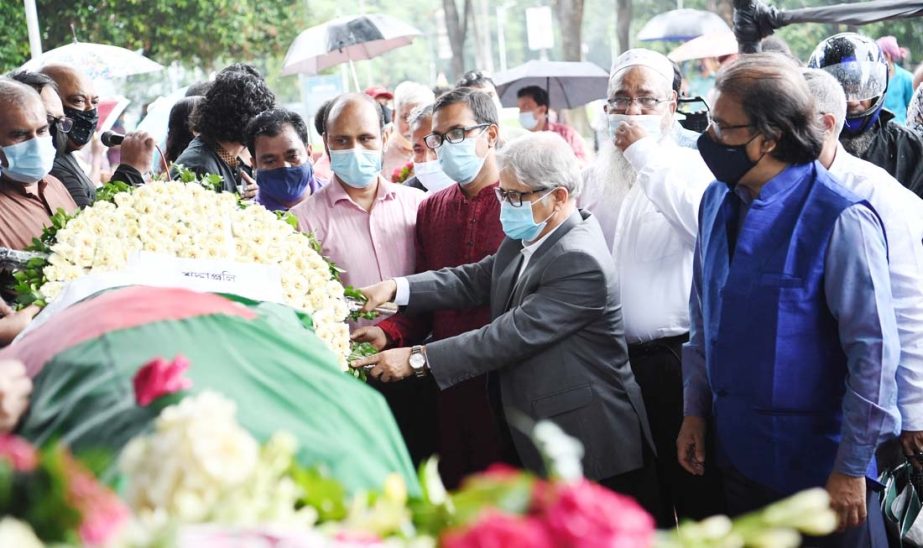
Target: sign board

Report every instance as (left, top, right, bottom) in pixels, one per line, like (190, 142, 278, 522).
(526, 6, 554, 52)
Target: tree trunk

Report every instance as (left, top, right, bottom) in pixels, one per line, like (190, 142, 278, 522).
(715, 0, 734, 27)
(443, 0, 473, 81)
(554, 0, 585, 62)
(616, 0, 632, 55)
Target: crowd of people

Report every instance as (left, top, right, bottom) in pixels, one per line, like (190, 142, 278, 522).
(1, 26, 923, 548)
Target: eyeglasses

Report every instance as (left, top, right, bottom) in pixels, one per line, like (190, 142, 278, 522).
(48, 115, 74, 134)
(494, 186, 555, 208)
(424, 124, 490, 149)
(606, 96, 670, 111)
(705, 115, 754, 141)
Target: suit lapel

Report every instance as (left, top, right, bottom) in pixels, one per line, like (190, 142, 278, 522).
(506, 211, 583, 309)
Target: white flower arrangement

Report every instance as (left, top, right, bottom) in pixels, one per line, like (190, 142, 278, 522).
(119, 391, 317, 529)
(36, 180, 352, 367)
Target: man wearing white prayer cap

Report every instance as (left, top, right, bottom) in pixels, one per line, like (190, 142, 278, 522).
(578, 48, 723, 525)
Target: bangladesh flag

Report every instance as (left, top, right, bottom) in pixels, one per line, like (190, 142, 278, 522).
(1, 286, 418, 496)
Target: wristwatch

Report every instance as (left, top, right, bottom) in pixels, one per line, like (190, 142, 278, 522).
(409, 345, 428, 378)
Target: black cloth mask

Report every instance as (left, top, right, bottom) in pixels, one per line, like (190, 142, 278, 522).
(63, 107, 99, 147)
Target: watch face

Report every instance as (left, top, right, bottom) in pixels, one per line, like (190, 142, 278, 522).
(409, 353, 426, 369)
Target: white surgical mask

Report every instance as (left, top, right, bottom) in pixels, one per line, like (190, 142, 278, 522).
(607, 113, 665, 141)
(519, 111, 540, 130)
(413, 160, 455, 193)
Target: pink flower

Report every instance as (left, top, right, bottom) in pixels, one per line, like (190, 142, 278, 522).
(473, 463, 521, 481)
(62, 451, 130, 545)
(132, 355, 193, 407)
(333, 530, 383, 545)
(442, 511, 553, 548)
(0, 435, 37, 471)
(541, 480, 655, 548)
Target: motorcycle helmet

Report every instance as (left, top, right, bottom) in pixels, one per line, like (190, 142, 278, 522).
(808, 33, 889, 136)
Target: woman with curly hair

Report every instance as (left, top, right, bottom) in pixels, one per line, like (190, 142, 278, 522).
(170, 68, 275, 195)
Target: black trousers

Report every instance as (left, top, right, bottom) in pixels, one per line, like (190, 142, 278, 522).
(598, 443, 662, 520)
(629, 334, 726, 526)
(722, 465, 888, 548)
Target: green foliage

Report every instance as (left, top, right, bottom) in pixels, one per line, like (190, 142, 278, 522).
(291, 465, 349, 522)
(95, 180, 134, 203)
(0, 0, 307, 72)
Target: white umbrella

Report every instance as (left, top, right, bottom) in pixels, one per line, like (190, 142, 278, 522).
(638, 9, 731, 42)
(668, 31, 739, 62)
(281, 14, 422, 88)
(21, 42, 163, 80)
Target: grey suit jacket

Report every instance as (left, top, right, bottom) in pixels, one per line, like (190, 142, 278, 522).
(404, 210, 654, 480)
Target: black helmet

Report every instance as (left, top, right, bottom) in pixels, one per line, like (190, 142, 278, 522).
(808, 33, 889, 136)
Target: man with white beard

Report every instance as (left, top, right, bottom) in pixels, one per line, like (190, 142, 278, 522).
(579, 49, 722, 525)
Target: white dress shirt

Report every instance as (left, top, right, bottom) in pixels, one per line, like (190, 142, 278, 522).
(828, 144, 923, 430)
(608, 136, 714, 344)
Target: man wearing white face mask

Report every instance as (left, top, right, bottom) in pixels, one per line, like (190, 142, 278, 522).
(291, 93, 424, 289)
(0, 79, 78, 251)
(516, 86, 586, 161)
(579, 49, 720, 526)
(401, 104, 454, 193)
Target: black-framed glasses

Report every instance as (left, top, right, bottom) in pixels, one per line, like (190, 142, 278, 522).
(706, 115, 754, 141)
(48, 115, 74, 134)
(424, 124, 490, 149)
(606, 96, 670, 111)
(494, 186, 555, 208)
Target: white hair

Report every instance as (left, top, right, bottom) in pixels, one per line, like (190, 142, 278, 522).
(497, 132, 582, 198)
(393, 81, 435, 111)
(408, 103, 433, 127)
(0, 78, 41, 110)
(803, 68, 847, 137)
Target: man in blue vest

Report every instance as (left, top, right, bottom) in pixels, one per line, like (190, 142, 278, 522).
(677, 53, 899, 547)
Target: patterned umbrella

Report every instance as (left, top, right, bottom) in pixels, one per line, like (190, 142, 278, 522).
(21, 42, 163, 80)
(668, 31, 739, 62)
(281, 14, 422, 89)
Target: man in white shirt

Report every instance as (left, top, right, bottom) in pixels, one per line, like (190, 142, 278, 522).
(806, 68, 923, 471)
(580, 49, 722, 525)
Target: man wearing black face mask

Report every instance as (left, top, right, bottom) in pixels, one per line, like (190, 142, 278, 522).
(678, 53, 898, 546)
(38, 65, 156, 205)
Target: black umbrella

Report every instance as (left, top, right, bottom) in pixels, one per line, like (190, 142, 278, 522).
(733, 0, 923, 53)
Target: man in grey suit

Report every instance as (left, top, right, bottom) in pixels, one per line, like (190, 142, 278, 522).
(352, 132, 658, 512)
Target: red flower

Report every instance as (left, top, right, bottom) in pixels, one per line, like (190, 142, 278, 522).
(0, 435, 37, 471)
(443, 511, 554, 548)
(132, 355, 192, 407)
(541, 480, 654, 548)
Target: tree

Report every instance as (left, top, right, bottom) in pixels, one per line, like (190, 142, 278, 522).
(554, 0, 586, 62)
(0, 0, 304, 72)
(443, 0, 473, 81)
(616, 0, 632, 55)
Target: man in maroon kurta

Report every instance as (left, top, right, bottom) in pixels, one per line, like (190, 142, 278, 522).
(353, 88, 506, 488)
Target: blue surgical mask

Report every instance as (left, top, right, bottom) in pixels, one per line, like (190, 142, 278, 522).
(413, 160, 455, 193)
(329, 148, 381, 188)
(499, 189, 556, 241)
(256, 163, 314, 207)
(519, 111, 539, 130)
(1, 135, 57, 184)
(437, 137, 486, 186)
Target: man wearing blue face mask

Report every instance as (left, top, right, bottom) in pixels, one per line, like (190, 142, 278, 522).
(291, 93, 424, 290)
(578, 48, 720, 526)
(516, 86, 586, 161)
(244, 109, 322, 212)
(352, 132, 659, 516)
(678, 54, 898, 546)
(0, 78, 78, 251)
(351, 88, 507, 486)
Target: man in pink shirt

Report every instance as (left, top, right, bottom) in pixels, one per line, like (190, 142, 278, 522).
(291, 93, 425, 288)
(516, 85, 587, 161)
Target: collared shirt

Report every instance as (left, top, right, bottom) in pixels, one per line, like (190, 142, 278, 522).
(517, 221, 564, 281)
(382, 182, 504, 346)
(291, 177, 424, 288)
(546, 121, 587, 160)
(607, 136, 713, 343)
(828, 144, 923, 430)
(0, 176, 78, 250)
(683, 165, 900, 477)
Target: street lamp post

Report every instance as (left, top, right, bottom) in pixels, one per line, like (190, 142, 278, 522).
(24, 0, 43, 60)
